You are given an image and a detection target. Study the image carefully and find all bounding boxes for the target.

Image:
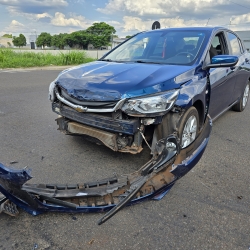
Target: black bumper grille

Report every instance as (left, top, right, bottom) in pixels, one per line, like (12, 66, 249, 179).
(52, 103, 139, 135)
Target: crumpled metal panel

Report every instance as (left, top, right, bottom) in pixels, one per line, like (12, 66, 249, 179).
(67, 122, 118, 151)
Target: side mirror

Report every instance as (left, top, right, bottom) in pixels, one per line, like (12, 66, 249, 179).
(204, 55, 238, 70)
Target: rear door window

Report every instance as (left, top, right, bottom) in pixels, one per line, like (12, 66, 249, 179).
(226, 32, 242, 55)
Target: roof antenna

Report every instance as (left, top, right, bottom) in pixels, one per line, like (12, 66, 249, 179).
(205, 18, 210, 26)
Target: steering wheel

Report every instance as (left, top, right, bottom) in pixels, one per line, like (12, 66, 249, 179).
(175, 52, 194, 59)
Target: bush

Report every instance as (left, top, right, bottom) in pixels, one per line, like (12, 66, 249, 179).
(0, 49, 94, 68)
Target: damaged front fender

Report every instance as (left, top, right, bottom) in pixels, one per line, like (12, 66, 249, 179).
(0, 117, 212, 224)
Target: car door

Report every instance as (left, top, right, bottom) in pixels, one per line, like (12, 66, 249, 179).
(208, 31, 238, 119)
(225, 32, 249, 102)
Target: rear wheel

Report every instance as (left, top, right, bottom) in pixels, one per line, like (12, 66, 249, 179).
(232, 82, 250, 112)
(178, 107, 199, 148)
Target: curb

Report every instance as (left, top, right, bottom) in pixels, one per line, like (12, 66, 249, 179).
(0, 66, 75, 71)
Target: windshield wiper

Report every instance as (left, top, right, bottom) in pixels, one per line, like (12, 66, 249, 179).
(100, 59, 162, 64)
(99, 59, 124, 63)
(135, 60, 163, 64)
(99, 59, 113, 62)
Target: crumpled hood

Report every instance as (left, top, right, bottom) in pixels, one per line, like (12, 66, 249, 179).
(56, 61, 194, 101)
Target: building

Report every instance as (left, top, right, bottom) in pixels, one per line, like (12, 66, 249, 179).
(235, 31, 250, 51)
(29, 34, 37, 49)
(112, 38, 127, 49)
(0, 37, 12, 47)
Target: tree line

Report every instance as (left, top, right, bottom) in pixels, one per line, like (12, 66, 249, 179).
(6, 22, 116, 49)
(36, 22, 116, 49)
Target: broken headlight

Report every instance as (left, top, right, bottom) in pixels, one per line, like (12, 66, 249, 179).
(48, 80, 56, 102)
(122, 89, 179, 116)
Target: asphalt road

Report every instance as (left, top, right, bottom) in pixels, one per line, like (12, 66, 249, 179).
(0, 68, 249, 250)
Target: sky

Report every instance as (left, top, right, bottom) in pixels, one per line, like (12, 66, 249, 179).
(1, 0, 250, 40)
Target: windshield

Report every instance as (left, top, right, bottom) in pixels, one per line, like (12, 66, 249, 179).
(103, 30, 209, 65)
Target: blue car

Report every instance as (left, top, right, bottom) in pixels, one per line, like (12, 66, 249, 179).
(49, 27, 249, 153)
(1, 27, 249, 224)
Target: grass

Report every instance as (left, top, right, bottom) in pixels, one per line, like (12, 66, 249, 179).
(0, 49, 95, 68)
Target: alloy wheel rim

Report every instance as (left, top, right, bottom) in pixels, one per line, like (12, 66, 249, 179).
(242, 84, 249, 108)
(182, 115, 197, 148)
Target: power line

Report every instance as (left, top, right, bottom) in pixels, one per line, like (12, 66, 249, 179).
(228, 0, 250, 10)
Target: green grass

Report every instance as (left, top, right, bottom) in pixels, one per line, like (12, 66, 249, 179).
(0, 49, 94, 68)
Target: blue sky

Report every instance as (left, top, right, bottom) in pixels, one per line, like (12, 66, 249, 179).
(1, 0, 250, 40)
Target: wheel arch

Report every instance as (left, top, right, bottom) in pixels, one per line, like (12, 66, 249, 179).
(193, 99, 204, 130)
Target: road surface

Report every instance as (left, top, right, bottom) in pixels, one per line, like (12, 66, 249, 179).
(0, 68, 249, 250)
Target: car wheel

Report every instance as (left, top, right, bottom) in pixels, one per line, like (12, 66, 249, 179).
(178, 107, 199, 148)
(232, 82, 250, 112)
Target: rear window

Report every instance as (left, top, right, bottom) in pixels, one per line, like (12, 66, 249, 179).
(226, 32, 242, 55)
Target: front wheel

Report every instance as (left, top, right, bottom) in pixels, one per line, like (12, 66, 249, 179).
(178, 107, 199, 148)
(232, 82, 250, 112)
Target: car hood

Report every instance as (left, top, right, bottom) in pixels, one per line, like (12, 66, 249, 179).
(56, 61, 194, 102)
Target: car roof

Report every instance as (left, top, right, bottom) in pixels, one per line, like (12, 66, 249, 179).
(143, 26, 226, 34)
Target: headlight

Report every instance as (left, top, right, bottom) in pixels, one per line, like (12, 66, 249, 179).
(121, 90, 179, 116)
(48, 80, 56, 102)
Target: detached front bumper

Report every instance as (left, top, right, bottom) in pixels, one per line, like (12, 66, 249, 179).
(0, 117, 212, 225)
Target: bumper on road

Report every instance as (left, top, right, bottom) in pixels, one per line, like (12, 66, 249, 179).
(0, 117, 212, 224)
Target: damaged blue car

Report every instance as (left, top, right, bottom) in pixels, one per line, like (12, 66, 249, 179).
(49, 27, 249, 153)
(1, 27, 249, 224)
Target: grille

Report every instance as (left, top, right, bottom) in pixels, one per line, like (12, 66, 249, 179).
(58, 87, 118, 109)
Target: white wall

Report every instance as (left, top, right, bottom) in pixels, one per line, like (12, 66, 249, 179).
(235, 31, 250, 51)
(0, 37, 12, 47)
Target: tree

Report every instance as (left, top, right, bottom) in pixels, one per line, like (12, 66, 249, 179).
(12, 34, 26, 48)
(126, 35, 132, 39)
(64, 33, 76, 48)
(73, 31, 91, 49)
(86, 22, 116, 48)
(87, 22, 116, 36)
(89, 35, 105, 49)
(36, 32, 52, 48)
(19, 34, 26, 46)
(2, 34, 12, 38)
(7, 42, 11, 47)
(65, 31, 91, 49)
(51, 33, 67, 49)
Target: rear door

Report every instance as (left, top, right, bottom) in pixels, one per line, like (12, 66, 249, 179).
(225, 32, 249, 102)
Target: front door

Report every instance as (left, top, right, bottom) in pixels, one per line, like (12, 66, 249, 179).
(208, 31, 238, 119)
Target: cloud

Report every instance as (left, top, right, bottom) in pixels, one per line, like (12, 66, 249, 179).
(96, 0, 250, 35)
(122, 16, 207, 33)
(97, 0, 250, 21)
(0, 20, 28, 34)
(8, 20, 25, 29)
(230, 13, 250, 25)
(106, 20, 122, 27)
(68, 0, 85, 3)
(0, 0, 68, 14)
(7, 10, 53, 22)
(51, 12, 90, 28)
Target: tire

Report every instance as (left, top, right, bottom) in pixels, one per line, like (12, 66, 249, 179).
(178, 107, 199, 148)
(232, 82, 250, 112)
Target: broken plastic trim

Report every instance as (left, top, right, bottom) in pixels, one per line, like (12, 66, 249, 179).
(0, 117, 212, 224)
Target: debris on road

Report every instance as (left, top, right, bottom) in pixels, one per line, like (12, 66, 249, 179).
(0, 117, 211, 225)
